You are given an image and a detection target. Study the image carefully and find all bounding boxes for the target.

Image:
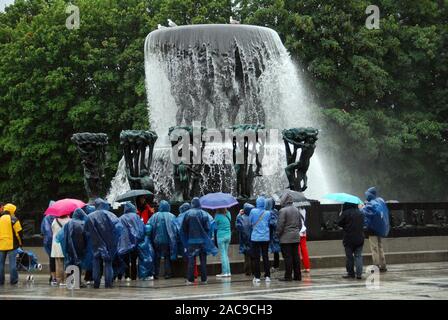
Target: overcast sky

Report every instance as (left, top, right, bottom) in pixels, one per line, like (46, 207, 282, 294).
(0, 0, 15, 13)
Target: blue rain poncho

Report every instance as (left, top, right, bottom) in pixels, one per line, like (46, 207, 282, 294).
(181, 197, 218, 257)
(56, 208, 89, 269)
(84, 198, 123, 262)
(118, 202, 145, 256)
(265, 198, 281, 253)
(137, 236, 155, 279)
(235, 203, 253, 254)
(249, 196, 271, 242)
(361, 187, 390, 237)
(173, 203, 191, 257)
(41, 216, 55, 257)
(146, 200, 177, 260)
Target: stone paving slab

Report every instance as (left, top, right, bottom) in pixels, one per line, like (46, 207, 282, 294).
(0, 262, 447, 300)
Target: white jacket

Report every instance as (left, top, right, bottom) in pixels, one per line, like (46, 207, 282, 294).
(50, 217, 71, 258)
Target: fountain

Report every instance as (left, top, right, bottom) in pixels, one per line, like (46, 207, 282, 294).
(107, 24, 333, 203)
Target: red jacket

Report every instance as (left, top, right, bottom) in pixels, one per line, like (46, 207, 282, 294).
(138, 204, 154, 224)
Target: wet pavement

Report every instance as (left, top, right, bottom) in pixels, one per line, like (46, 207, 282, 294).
(0, 262, 447, 300)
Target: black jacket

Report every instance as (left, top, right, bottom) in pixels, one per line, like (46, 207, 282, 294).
(337, 203, 365, 248)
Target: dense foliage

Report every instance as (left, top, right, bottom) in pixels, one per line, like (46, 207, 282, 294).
(0, 0, 446, 211)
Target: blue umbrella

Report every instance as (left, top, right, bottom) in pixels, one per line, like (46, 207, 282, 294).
(199, 192, 238, 210)
(324, 193, 363, 205)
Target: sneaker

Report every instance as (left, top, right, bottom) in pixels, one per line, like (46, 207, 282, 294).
(59, 283, 66, 287)
(125, 277, 131, 282)
(304, 269, 310, 273)
(143, 276, 154, 281)
(224, 273, 232, 277)
(216, 274, 226, 277)
(186, 280, 194, 285)
(265, 277, 271, 282)
(85, 281, 92, 286)
(252, 277, 261, 283)
(200, 280, 208, 285)
(356, 276, 363, 280)
(51, 280, 58, 287)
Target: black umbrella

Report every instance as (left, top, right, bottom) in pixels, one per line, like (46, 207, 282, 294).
(272, 189, 311, 207)
(115, 189, 153, 203)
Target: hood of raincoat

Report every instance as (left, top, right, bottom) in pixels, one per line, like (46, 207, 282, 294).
(365, 187, 377, 201)
(255, 196, 266, 209)
(243, 203, 254, 215)
(179, 203, 191, 214)
(191, 197, 201, 209)
(342, 202, 359, 211)
(72, 208, 87, 221)
(124, 202, 137, 214)
(265, 198, 274, 211)
(3, 203, 16, 216)
(158, 200, 171, 212)
(280, 193, 294, 207)
(84, 205, 96, 214)
(94, 198, 111, 211)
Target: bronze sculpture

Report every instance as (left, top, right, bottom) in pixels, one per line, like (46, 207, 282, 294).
(71, 133, 108, 201)
(169, 126, 206, 201)
(120, 130, 158, 193)
(283, 127, 318, 192)
(231, 124, 265, 199)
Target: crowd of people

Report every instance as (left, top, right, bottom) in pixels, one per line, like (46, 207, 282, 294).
(0, 187, 390, 288)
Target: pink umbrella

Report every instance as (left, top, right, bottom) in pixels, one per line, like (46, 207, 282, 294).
(44, 198, 86, 217)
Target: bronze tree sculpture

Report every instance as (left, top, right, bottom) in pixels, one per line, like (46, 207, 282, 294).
(231, 124, 265, 199)
(71, 133, 108, 201)
(120, 130, 158, 193)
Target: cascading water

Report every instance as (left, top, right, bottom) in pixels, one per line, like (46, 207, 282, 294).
(107, 24, 334, 203)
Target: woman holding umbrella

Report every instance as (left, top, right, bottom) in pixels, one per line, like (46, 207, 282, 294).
(199, 193, 238, 279)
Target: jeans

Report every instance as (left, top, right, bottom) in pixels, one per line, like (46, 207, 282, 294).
(251, 241, 270, 279)
(154, 243, 172, 277)
(281, 243, 301, 280)
(218, 237, 231, 275)
(187, 244, 207, 282)
(369, 236, 386, 269)
(344, 245, 363, 277)
(93, 257, 113, 288)
(273, 252, 280, 269)
(0, 249, 18, 285)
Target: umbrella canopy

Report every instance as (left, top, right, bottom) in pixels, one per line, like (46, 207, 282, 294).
(44, 199, 86, 217)
(199, 192, 238, 210)
(272, 189, 311, 207)
(115, 189, 153, 203)
(324, 193, 363, 205)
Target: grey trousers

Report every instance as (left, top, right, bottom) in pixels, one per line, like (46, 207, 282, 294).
(369, 236, 386, 268)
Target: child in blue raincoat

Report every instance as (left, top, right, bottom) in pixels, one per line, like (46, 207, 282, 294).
(265, 198, 281, 272)
(236, 203, 254, 276)
(41, 201, 55, 284)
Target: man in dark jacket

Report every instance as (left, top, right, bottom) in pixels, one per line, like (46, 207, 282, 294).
(337, 202, 365, 279)
(276, 194, 302, 281)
